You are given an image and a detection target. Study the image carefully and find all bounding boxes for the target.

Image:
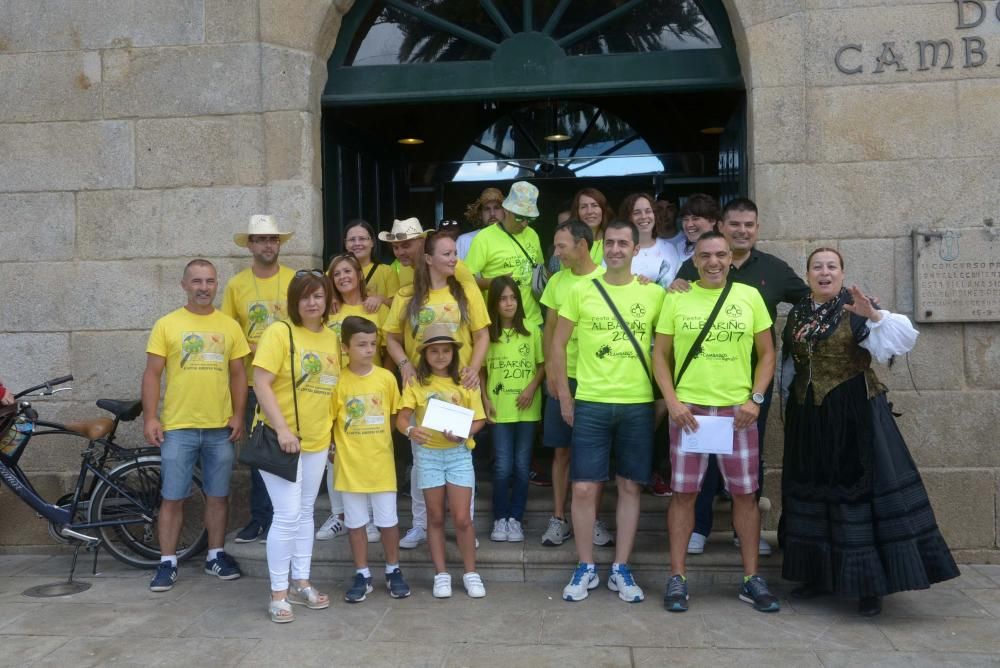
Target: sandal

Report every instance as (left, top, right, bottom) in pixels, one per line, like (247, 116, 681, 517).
(288, 583, 330, 610)
(269, 597, 294, 623)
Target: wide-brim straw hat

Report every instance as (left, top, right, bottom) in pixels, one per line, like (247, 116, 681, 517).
(234, 214, 293, 247)
(377, 217, 428, 243)
(502, 181, 540, 218)
(416, 323, 463, 352)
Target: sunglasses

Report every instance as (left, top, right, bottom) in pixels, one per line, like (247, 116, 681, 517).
(295, 269, 325, 278)
(383, 232, 419, 241)
(438, 219, 460, 229)
(513, 215, 537, 224)
(248, 235, 281, 244)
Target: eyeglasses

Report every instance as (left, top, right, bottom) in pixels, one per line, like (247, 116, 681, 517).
(345, 235, 371, 244)
(294, 269, 325, 278)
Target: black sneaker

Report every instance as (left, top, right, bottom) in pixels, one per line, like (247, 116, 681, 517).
(234, 520, 264, 543)
(739, 575, 780, 613)
(385, 568, 411, 599)
(663, 574, 689, 612)
(345, 573, 373, 603)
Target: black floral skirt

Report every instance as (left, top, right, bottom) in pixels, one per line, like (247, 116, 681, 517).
(781, 374, 959, 596)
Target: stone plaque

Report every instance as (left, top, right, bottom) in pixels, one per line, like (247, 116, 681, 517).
(913, 227, 1000, 322)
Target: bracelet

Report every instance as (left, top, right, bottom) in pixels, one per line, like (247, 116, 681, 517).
(397, 358, 410, 370)
(405, 425, 414, 437)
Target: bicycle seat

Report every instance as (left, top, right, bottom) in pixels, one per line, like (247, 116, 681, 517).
(96, 399, 143, 422)
(65, 417, 114, 440)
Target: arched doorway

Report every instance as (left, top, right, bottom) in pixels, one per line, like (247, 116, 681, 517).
(321, 0, 745, 260)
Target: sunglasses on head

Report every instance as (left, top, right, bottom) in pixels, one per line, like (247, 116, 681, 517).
(295, 269, 325, 278)
(384, 232, 418, 241)
(438, 219, 460, 229)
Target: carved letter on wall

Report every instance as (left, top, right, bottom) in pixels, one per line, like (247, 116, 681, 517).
(963, 36, 987, 67)
(917, 39, 955, 70)
(835, 44, 863, 74)
(955, 0, 986, 29)
(874, 42, 908, 73)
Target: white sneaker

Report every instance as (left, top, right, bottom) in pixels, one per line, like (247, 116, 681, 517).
(562, 564, 600, 602)
(432, 572, 452, 598)
(734, 535, 773, 556)
(541, 516, 572, 546)
(506, 518, 524, 542)
(490, 518, 509, 542)
(607, 564, 645, 603)
(366, 522, 380, 543)
(315, 514, 347, 541)
(687, 532, 707, 554)
(400, 526, 426, 549)
(592, 519, 615, 547)
(463, 572, 486, 598)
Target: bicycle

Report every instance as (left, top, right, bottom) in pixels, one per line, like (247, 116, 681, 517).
(0, 375, 208, 579)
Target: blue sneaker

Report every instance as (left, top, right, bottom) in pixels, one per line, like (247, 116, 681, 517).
(204, 551, 241, 580)
(345, 573, 374, 603)
(562, 563, 599, 602)
(739, 574, 780, 613)
(385, 568, 411, 599)
(149, 561, 178, 592)
(663, 574, 689, 612)
(607, 564, 644, 603)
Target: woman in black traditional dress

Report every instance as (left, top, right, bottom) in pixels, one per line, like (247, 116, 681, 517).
(780, 248, 958, 617)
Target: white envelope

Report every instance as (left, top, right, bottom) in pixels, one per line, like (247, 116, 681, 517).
(679, 415, 734, 455)
(421, 398, 475, 439)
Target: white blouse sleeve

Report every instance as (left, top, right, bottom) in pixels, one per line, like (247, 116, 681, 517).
(859, 310, 919, 362)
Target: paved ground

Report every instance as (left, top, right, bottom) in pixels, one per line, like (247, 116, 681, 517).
(1, 552, 1000, 667)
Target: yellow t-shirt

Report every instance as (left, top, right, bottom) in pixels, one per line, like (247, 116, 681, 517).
(384, 283, 491, 367)
(465, 224, 544, 327)
(326, 302, 389, 368)
(252, 321, 341, 453)
(540, 265, 605, 379)
(560, 276, 665, 404)
(146, 307, 250, 430)
(656, 282, 772, 407)
(332, 367, 400, 493)
(396, 259, 479, 292)
(485, 327, 543, 423)
(221, 265, 295, 386)
(399, 374, 486, 449)
(363, 262, 399, 302)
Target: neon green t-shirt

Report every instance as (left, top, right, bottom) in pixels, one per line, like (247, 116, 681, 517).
(384, 283, 491, 367)
(560, 276, 664, 404)
(465, 224, 544, 327)
(332, 367, 400, 493)
(540, 265, 605, 379)
(590, 239, 604, 265)
(399, 374, 486, 449)
(146, 307, 250, 430)
(485, 327, 543, 423)
(655, 282, 772, 407)
(221, 265, 295, 385)
(252, 322, 340, 453)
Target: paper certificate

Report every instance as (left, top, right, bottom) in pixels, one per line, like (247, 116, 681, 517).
(421, 398, 475, 439)
(679, 415, 735, 455)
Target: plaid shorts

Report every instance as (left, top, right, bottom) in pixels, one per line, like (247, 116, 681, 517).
(669, 404, 759, 496)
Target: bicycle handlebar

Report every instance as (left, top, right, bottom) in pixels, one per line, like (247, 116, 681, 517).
(14, 375, 74, 399)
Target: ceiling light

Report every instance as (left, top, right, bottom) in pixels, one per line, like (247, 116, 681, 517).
(700, 127, 725, 135)
(397, 137, 424, 145)
(544, 133, 571, 142)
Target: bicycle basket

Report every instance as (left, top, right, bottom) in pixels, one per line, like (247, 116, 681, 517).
(0, 404, 29, 459)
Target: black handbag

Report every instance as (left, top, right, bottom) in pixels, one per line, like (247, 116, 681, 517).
(238, 321, 301, 482)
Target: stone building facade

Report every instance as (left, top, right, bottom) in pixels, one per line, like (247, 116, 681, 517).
(0, 0, 998, 560)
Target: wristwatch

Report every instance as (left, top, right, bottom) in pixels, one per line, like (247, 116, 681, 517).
(405, 425, 414, 437)
(751, 392, 765, 405)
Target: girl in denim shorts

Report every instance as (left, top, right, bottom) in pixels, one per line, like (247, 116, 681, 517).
(397, 324, 487, 599)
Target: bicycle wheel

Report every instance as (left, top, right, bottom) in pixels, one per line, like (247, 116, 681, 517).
(89, 456, 208, 568)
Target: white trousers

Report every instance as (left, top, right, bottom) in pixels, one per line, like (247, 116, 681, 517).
(260, 450, 327, 592)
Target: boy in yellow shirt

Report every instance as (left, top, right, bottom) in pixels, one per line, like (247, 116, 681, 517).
(332, 316, 409, 602)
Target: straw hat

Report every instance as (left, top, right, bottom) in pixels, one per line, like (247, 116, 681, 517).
(464, 187, 505, 224)
(417, 323, 463, 352)
(502, 181, 540, 218)
(377, 217, 427, 243)
(234, 214, 293, 247)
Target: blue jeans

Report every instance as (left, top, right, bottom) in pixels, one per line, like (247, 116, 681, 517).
(244, 389, 273, 527)
(160, 427, 234, 499)
(571, 401, 654, 484)
(492, 421, 536, 521)
(693, 383, 771, 536)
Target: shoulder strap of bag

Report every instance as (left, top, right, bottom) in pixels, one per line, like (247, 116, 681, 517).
(591, 278, 651, 379)
(674, 280, 733, 386)
(498, 222, 536, 266)
(364, 260, 378, 285)
(281, 321, 301, 435)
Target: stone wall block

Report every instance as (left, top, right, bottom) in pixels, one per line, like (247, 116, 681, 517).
(807, 83, 958, 163)
(265, 181, 323, 256)
(136, 116, 265, 188)
(77, 187, 266, 260)
(744, 13, 805, 88)
(0, 51, 102, 122)
(881, 323, 965, 392)
(0, 334, 71, 392)
(921, 469, 996, 550)
(259, 0, 334, 52)
(0, 0, 203, 52)
(750, 86, 806, 164)
(894, 237, 915, 314)
(837, 238, 896, 310)
(957, 80, 1000, 158)
(262, 46, 319, 112)
(263, 111, 316, 182)
(0, 121, 133, 193)
(103, 45, 262, 118)
(206, 0, 259, 43)
(729, 0, 802, 29)
(965, 324, 1000, 390)
(0, 193, 75, 262)
(892, 391, 1000, 468)
(71, 331, 150, 402)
